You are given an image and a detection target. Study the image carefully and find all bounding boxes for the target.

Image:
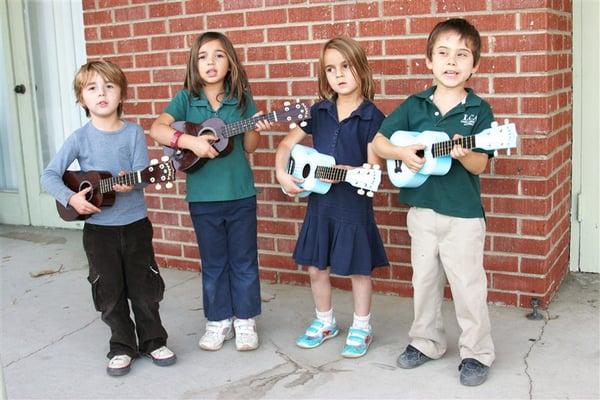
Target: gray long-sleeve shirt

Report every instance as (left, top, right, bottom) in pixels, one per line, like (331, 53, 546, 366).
(41, 121, 149, 226)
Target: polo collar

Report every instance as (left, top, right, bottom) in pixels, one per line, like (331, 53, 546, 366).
(189, 85, 239, 108)
(416, 86, 481, 108)
(317, 97, 374, 121)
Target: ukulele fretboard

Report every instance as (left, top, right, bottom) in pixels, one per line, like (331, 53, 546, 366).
(431, 135, 476, 158)
(314, 166, 347, 182)
(222, 112, 279, 138)
(99, 172, 141, 193)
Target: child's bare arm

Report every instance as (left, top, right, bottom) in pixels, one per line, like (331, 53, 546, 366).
(275, 126, 307, 196)
(150, 113, 219, 159)
(372, 133, 425, 173)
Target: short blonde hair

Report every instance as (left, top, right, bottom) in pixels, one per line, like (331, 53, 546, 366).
(73, 60, 128, 117)
(318, 37, 375, 101)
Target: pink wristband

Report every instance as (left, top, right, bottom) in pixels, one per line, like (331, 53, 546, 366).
(170, 130, 184, 149)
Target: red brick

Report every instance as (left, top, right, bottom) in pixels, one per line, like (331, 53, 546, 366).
(493, 273, 546, 293)
(185, 0, 221, 13)
(133, 21, 166, 36)
(334, 2, 378, 20)
(207, 13, 244, 29)
(259, 254, 298, 270)
(491, 0, 549, 10)
(149, 2, 182, 18)
(492, 34, 550, 52)
(247, 9, 286, 26)
(258, 220, 296, 235)
(268, 26, 309, 42)
(248, 45, 288, 62)
(227, 29, 264, 45)
(269, 63, 311, 79)
(118, 38, 148, 53)
(259, 269, 278, 283)
(86, 42, 115, 56)
(279, 271, 310, 286)
(225, 0, 263, 10)
(153, 241, 183, 257)
(487, 290, 518, 306)
(494, 236, 550, 256)
(383, 1, 431, 16)
(84, 10, 113, 25)
(372, 280, 413, 297)
(435, 0, 487, 12)
(135, 53, 168, 68)
(313, 22, 357, 40)
(386, 38, 428, 56)
(152, 36, 186, 51)
(115, 6, 146, 21)
(289, 6, 332, 22)
(169, 16, 205, 33)
(100, 24, 131, 39)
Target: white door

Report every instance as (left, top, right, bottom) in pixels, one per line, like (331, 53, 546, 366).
(0, 0, 86, 228)
(571, 0, 600, 273)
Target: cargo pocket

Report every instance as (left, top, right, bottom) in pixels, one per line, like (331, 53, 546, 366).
(87, 270, 104, 312)
(148, 264, 165, 302)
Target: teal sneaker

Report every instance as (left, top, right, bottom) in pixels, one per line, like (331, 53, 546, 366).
(341, 327, 372, 358)
(296, 319, 340, 349)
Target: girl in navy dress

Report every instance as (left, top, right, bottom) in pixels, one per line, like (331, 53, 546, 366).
(275, 37, 388, 358)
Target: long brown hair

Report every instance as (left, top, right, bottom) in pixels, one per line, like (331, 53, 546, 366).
(184, 32, 250, 113)
(317, 37, 375, 101)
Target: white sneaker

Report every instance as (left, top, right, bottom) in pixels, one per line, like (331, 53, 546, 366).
(234, 318, 259, 351)
(198, 319, 234, 351)
(106, 354, 132, 376)
(148, 345, 177, 366)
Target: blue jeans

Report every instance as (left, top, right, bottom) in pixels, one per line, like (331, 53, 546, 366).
(189, 196, 261, 321)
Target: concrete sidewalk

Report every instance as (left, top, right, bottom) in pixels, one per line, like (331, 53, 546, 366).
(1, 224, 599, 399)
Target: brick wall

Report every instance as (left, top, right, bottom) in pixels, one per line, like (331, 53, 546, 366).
(82, 0, 573, 308)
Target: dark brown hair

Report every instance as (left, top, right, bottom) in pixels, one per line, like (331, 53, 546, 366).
(318, 36, 375, 101)
(184, 32, 250, 113)
(426, 18, 482, 66)
(73, 60, 127, 117)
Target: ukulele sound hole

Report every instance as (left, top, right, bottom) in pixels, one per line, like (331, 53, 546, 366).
(302, 164, 311, 179)
(78, 180, 93, 201)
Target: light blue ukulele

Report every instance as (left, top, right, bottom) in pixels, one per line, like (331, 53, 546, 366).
(284, 144, 382, 198)
(386, 120, 518, 188)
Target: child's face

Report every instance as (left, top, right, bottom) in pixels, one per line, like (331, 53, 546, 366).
(426, 31, 479, 90)
(197, 39, 230, 86)
(323, 48, 360, 98)
(80, 71, 122, 120)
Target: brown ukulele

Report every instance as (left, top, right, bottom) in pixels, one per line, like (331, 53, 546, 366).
(56, 157, 176, 221)
(164, 100, 311, 172)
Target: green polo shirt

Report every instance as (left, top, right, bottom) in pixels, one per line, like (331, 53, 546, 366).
(379, 86, 494, 218)
(164, 89, 257, 202)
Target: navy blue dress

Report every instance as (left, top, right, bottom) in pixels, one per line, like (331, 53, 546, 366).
(293, 99, 389, 276)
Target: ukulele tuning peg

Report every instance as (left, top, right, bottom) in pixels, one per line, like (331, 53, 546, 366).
(362, 163, 371, 169)
(491, 121, 499, 128)
(295, 98, 300, 103)
(299, 121, 307, 127)
(155, 183, 162, 190)
(165, 182, 173, 189)
(150, 159, 158, 165)
(494, 150, 498, 157)
(373, 164, 381, 170)
(284, 101, 290, 106)
(357, 189, 365, 196)
(367, 191, 374, 198)
(504, 118, 509, 124)
(289, 122, 297, 129)
(507, 148, 511, 156)
(161, 155, 169, 162)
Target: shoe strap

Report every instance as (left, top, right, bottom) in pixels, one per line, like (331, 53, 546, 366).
(346, 327, 370, 346)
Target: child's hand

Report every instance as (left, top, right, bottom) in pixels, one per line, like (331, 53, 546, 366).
(189, 134, 219, 158)
(68, 187, 101, 215)
(113, 171, 133, 192)
(399, 144, 425, 173)
(276, 170, 304, 196)
(253, 111, 272, 132)
(450, 134, 471, 159)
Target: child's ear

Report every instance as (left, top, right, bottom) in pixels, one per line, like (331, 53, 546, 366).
(471, 61, 480, 74)
(425, 57, 433, 71)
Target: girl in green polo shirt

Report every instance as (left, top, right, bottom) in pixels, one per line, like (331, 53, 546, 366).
(150, 32, 271, 352)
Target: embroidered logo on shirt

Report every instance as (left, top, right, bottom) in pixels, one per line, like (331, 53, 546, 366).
(460, 114, 478, 126)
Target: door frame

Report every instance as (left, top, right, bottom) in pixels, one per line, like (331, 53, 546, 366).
(570, 0, 600, 272)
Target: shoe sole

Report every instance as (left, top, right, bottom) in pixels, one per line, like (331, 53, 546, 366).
(106, 364, 131, 377)
(341, 337, 372, 358)
(198, 332, 234, 351)
(236, 342, 259, 351)
(296, 329, 340, 349)
(148, 354, 177, 367)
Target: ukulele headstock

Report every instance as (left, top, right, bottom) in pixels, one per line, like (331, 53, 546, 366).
(348, 163, 381, 196)
(143, 156, 176, 190)
(476, 119, 518, 155)
(278, 100, 311, 130)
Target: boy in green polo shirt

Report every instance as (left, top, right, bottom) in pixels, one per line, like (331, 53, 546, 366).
(372, 18, 495, 386)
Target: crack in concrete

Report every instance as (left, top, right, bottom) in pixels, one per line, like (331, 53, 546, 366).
(3, 317, 99, 369)
(523, 310, 551, 400)
(182, 339, 351, 399)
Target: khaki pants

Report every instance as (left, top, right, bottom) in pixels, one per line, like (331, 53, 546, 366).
(406, 207, 495, 366)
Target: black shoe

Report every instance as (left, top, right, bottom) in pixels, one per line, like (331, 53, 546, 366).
(396, 345, 432, 369)
(459, 358, 489, 386)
